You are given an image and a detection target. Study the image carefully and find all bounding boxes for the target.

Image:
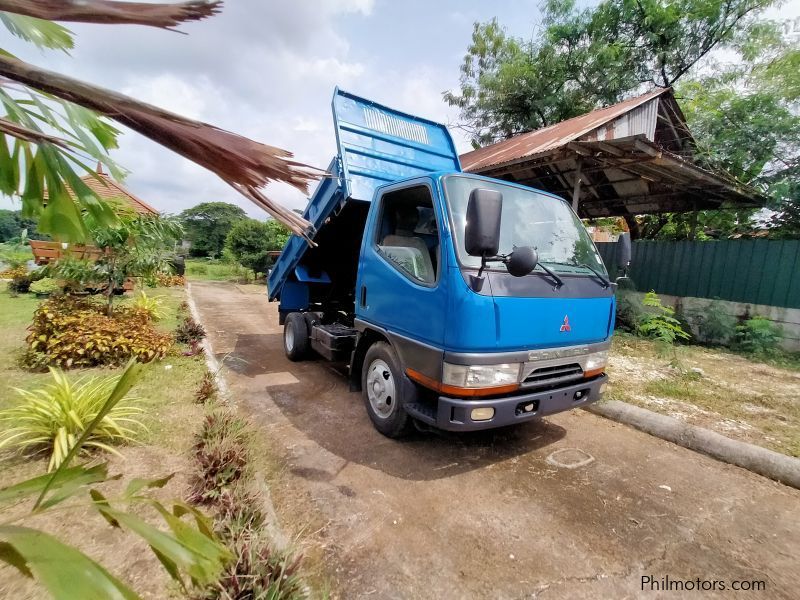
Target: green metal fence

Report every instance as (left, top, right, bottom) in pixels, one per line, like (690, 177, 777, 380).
(596, 239, 800, 309)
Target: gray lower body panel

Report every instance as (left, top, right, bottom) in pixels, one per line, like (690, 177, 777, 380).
(405, 374, 607, 432)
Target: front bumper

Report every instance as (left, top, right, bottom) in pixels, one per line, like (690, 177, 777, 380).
(405, 374, 606, 432)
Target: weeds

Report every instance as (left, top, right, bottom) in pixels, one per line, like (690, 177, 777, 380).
(187, 404, 308, 598)
(188, 411, 250, 505)
(692, 300, 737, 345)
(734, 316, 782, 356)
(637, 291, 691, 344)
(176, 316, 207, 345)
(195, 370, 218, 404)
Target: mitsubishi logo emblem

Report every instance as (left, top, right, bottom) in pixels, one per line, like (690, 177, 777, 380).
(560, 315, 571, 332)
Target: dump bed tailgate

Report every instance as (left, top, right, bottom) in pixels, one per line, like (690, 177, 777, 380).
(268, 88, 460, 301)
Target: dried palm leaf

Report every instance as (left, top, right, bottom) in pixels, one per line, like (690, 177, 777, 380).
(0, 0, 222, 29)
(0, 116, 68, 146)
(0, 54, 322, 238)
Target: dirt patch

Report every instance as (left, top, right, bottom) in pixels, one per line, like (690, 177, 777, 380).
(190, 281, 800, 600)
(606, 335, 800, 456)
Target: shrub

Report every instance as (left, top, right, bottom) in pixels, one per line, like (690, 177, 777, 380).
(1, 265, 28, 279)
(615, 289, 643, 332)
(176, 316, 206, 345)
(692, 299, 737, 345)
(133, 290, 166, 321)
(25, 295, 172, 369)
(30, 277, 61, 295)
(0, 368, 145, 471)
(637, 291, 691, 345)
(49, 256, 102, 292)
(157, 273, 185, 287)
(7, 273, 32, 294)
(188, 411, 250, 504)
(195, 371, 218, 404)
(734, 316, 782, 356)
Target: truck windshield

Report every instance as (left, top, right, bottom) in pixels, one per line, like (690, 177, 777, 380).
(443, 175, 607, 276)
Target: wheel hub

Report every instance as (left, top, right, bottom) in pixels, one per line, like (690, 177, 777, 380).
(366, 358, 396, 419)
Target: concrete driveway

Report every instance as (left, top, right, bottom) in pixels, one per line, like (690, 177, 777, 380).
(191, 281, 800, 599)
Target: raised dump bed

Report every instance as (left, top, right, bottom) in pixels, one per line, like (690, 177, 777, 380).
(267, 88, 460, 322)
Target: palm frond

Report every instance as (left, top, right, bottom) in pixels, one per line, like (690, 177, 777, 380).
(0, 0, 222, 29)
(0, 11, 73, 50)
(0, 53, 321, 239)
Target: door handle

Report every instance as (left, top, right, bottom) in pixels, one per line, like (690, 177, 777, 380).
(360, 285, 367, 307)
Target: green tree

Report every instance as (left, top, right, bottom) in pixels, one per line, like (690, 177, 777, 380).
(225, 219, 290, 277)
(179, 201, 247, 258)
(446, 0, 774, 145)
(0, 1, 317, 243)
(67, 202, 183, 314)
(0, 209, 16, 241)
(0, 209, 48, 242)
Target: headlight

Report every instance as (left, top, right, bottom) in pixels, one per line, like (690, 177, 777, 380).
(584, 350, 608, 374)
(442, 362, 522, 389)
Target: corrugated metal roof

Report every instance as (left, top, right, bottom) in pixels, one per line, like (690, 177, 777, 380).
(460, 88, 670, 172)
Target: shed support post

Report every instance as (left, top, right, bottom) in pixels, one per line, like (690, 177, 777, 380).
(571, 158, 583, 213)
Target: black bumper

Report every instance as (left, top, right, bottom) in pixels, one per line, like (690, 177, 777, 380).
(405, 374, 607, 432)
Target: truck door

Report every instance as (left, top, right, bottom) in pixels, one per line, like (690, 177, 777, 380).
(356, 181, 447, 347)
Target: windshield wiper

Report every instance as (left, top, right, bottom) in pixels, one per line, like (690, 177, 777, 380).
(534, 263, 564, 289)
(543, 261, 610, 288)
(576, 263, 611, 288)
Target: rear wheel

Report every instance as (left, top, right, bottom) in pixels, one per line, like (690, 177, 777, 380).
(284, 312, 310, 361)
(362, 342, 414, 438)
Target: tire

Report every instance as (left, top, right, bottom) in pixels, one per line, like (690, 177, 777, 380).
(284, 312, 310, 361)
(361, 341, 414, 438)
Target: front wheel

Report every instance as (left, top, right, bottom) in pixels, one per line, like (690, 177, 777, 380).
(284, 312, 310, 361)
(362, 342, 414, 438)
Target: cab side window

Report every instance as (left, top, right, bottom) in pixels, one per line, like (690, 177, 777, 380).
(376, 186, 439, 285)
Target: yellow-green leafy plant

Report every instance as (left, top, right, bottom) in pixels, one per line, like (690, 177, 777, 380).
(29, 277, 61, 296)
(0, 368, 146, 471)
(25, 295, 172, 369)
(133, 289, 166, 321)
(0, 361, 232, 598)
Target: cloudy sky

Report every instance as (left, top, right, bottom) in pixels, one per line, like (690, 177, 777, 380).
(2, 0, 547, 218)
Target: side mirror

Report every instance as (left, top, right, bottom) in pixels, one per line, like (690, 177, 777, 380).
(616, 232, 631, 270)
(465, 188, 502, 257)
(506, 246, 538, 277)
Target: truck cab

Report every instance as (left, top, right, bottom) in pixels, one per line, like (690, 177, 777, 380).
(268, 89, 620, 437)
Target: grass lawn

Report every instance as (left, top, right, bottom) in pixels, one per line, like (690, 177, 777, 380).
(185, 257, 254, 282)
(606, 333, 800, 457)
(0, 283, 209, 599)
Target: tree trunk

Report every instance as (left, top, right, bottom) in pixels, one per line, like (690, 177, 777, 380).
(623, 214, 641, 240)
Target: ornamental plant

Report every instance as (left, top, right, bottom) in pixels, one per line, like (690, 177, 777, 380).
(25, 295, 172, 369)
(175, 316, 206, 345)
(29, 277, 61, 296)
(133, 289, 166, 321)
(0, 360, 232, 599)
(0, 367, 145, 471)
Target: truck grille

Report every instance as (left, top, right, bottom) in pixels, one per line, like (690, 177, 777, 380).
(523, 363, 583, 387)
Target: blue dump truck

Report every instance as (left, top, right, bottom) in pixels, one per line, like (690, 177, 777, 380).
(268, 89, 630, 437)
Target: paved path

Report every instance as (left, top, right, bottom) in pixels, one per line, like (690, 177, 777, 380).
(191, 281, 800, 599)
